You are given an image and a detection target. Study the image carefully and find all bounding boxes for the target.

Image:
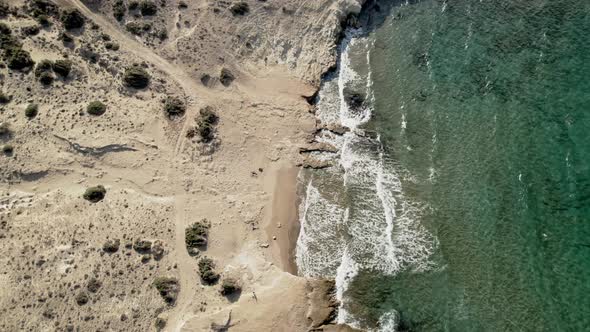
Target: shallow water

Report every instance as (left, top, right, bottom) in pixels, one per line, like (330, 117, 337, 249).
(298, 0, 590, 331)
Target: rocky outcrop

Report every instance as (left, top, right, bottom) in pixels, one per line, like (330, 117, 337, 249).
(306, 279, 339, 328)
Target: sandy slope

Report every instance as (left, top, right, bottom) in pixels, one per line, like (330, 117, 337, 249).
(0, 0, 364, 331)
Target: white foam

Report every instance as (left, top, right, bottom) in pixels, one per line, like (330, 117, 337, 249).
(296, 26, 438, 330)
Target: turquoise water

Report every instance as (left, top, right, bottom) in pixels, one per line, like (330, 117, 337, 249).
(345, 0, 590, 330)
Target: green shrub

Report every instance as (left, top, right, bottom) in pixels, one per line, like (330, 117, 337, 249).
(87, 277, 101, 293)
(2, 144, 13, 155)
(133, 239, 152, 253)
(0, 122, 10, 136)
(198, 257, 219, 285)
(197, 107, 218, 142)
(163, 97, 185, 117)
(153, 277, 179, 305)
(123, 66, 150, 88)
(29, 0, 58, 17)
(52, 59, 72, 77)
(230, 2, 249, 16)
(5, 46, 34, 70)
(59, 31, 73, 43)
(155, 317, 166, 331)
(219, 68, 235, 87)
(125, 21, 143, 35)
(25, 104, 38, 118)
(105, 42, 119, 51)
(128, 1, 139, 10)
(0, 2, 8, 17)
(83, 185, 106, 202)
(0, 91, 10, 104)
(102, 239, 120, 253)
(39, 71, 54, 85)
(22, 25, 40, 36)
(185, 219, 210, 251)
(220, 278, 241, 296)
(34, 59, 52, 76)
(155, 28, 167, 40)
(35, 14, 50, 26)
(75, 291, 89, 305)
(87, 101, 106, 116)
(60, 8, 85, 30)
(139, 1, 157, 16)
(0, 22, 11, 35)
(112, 0, 126, 21)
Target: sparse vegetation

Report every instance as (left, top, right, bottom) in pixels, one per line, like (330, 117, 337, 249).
(220, 278, 241, 296)
(155, 317, 166, 331)
(163, 97, 185, 118)
(35, 59, 54, 85)
(28, 0, 58, 18)
(197, 106, 218, 142)
(128, 1, 139, 10)
(39, 71, 54, 85)
(22, 25, 40, 36)
(0, 2, 9, 17)
(83, 185, 106, 202)
(123, 66, 150, 89)
(105, 41, 120, 51)
(25, 104, 38, 118)
(139, 1, 157, 16)
(185, 219, 210, 252)
(87, 101, 106, 116)
(2, 144, 13, 155)
(35, 14, 50, 27)
(75, 291, 89, 305)
(112, 0, 126, 21)
(219, 68, 235, 87)
(34, 59, 52, 76)
(87, 277, 101, 293)
(133, 239, 152, 253)
(52, 59, 72, 78)
(198, 257, 220, 285)
(125, 21, 145, 35)
(0, 91, 10, 104)
(60, 8, 85, 30)
(0, 122, 10, 136)
(153, 277, 179, 305)
(102, 239, 120, 253)
(230, 2, 249, 16)
(5, 46, 35, 70)
(59, 31, 73, 43)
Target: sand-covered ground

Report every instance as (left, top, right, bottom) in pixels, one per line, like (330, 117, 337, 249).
(0, 0, 364, 331)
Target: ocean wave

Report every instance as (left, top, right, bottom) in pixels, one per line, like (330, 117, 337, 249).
(296, 28, 438, 330)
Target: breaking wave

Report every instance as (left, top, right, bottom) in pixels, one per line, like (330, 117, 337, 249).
(295, 30, 438, 331)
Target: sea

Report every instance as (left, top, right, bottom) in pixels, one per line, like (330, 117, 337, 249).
(295, 0, 590, 331)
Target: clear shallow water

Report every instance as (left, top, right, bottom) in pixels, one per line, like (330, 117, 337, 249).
(298, 0, 590, 331)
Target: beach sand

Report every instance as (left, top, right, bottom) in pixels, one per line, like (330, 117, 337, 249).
(266, 166, 301, 275)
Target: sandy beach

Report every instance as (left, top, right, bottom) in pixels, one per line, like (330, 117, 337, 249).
(266, 166, 301, 275)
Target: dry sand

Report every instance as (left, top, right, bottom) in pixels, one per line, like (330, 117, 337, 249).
(0, 0, 366, 331)
(265, 166, 301, 275)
